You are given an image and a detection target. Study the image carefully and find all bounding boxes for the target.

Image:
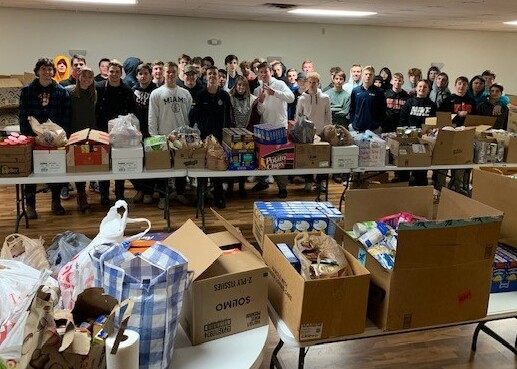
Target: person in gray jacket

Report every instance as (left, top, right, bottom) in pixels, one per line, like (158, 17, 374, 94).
(429, 72, 451, 109)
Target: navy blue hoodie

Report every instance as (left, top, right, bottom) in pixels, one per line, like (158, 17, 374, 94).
(122, 57, 141, 89)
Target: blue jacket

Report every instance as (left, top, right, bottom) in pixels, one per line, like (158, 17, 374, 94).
(350, 85, 386, 131)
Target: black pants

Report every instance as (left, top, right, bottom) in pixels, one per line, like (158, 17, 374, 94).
(99, 180, 125, 199)
(24, 183, 64, 207)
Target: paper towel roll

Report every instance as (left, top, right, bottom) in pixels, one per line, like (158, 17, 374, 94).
(106, 329, 140, 369)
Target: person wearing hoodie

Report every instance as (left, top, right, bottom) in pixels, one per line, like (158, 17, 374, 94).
(122, 56, 141, 89)
(429, 72, 451, 109)
(402, 67, 422, 96)
(60, 54, 86, 87)
(52, 55, 70, 83)
(344, 64, 362, 95)
(379, 67, 392, 91)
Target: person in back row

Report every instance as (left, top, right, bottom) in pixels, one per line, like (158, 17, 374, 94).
(326, 70, 351, 127)
(383, 72, 409, 133)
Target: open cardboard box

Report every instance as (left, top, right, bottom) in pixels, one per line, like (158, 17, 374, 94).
(66, 129, 110, 172)
(262, 232, 370, 341)
(421, 126, 475, 165)
(387, 137, 432, 167)
(490, 131, 517, 163)
(162, 212, 269, 345)
(472, 167, 517, 248)
(336, 186, 503, 331)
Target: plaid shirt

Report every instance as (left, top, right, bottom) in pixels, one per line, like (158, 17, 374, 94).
(19, 79, 71, 136)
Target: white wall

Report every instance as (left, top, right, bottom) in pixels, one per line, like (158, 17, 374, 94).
(1, 7, 516, 92)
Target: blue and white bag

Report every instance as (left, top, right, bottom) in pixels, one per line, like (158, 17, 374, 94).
(91, 242, 190, 369)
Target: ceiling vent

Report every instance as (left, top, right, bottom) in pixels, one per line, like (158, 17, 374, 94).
(264, 3, 297, 10)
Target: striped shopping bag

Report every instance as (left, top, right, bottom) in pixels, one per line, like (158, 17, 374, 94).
(91, 242, 190, 369)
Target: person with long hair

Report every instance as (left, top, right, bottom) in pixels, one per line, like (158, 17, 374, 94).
(68, 67, 97, 213)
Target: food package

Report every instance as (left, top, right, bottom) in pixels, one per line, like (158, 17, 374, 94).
(205, 135, 227, 171)
(108, 114, 143, 148)
(143, 135, 168, 152)
(291, 115, 315, 144)
(28, 116, 67, 147)
(168, 126, 203, 151)
(321, 124, 353, 146)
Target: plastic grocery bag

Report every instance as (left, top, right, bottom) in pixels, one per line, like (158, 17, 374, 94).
(292, 115, 316, 144)
(0, 260, 58, 361)
(46, 231, 92, 278)
(57, 200, 151, 310)
(109, 114, 143, 148)
(28, 116, 67, 147)
(1, 233, 49, 271)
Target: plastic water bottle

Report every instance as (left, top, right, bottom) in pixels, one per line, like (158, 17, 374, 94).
(358, 222, 389, 248)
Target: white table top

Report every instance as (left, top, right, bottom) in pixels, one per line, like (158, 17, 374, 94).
(187, 167, 352, 178)
(170, 324, 269, 369)
(270, 291, 517, 348)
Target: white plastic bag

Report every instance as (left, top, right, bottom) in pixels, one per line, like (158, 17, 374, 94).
(1, 233, 50, 271)
(46, 231, 91, 278)
(0, 260, 58, 360)
(108, 114, 142, 148)
(57, 200, 151, 310)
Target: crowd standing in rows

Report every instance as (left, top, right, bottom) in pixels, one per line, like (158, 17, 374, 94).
(19, 53, 511, 218)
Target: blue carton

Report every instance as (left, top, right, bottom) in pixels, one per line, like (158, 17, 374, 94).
(492, 243, 517, 293)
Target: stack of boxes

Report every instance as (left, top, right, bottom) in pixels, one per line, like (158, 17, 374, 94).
(253, 123, 295, 169)
(222, 128, 255, 170)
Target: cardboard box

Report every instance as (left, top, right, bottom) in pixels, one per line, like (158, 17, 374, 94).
(111, 146, 143, 173)
(472, 167, 517, 248)
(473, 136, 502, 164)
(0, 108, 19, 130)
(387, 137, 432, 167)
(422, 112, 454, 131)
(33, 147, 66, 174)
(223, 142, 254, 170)
(144, 149, 171, 170)
(253, 201, 343, 248)
(491, 243, 517, 293)
(256, 141, 295, 170)
(263, 233, 370, 341)
(422, 127, 475, 165)
(163, 214, 268, 345)
(66, 129, 110, 172)
(336, 186, 503, 331)
(295, 142, 331, 168)
(464, 114, 496, 128)
(490, 131, 517, 163)
(173, 147, 206, 169)
(331, 145, 359, 169)
(222, 127, 254, 150)
(0, 141, 33, 177)
(0, 77, 23, 108)
(353, 131, 386, 167)
(507, 111, 517, 133)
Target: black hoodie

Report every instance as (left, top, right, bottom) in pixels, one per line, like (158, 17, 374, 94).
(122, 57, 141, 89)
(400, 96, 437, 127)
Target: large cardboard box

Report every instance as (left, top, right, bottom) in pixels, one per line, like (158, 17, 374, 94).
(472, 167, 517, 248)
(66, 129, 110, 172)
(144, 149, 171, 170)
(253, 201, 343, 249)
(295, 142, 331, 168)
(263, 233, 370, 341)
(331, 145, 359, 169)
(173, 147, 206, 169)
(111, 146, 143, 173)
(422, 127, 475, 165)
(0, 140, 33, 177)
(336, 186, 503, 331)
(387, 137, 432, 167)
(163, 214, 268, 345)
(255, 141, 295, 170)
(507, 111, 517, 133)
(33, 147, 66, 174)
(0, 77, 22, 108)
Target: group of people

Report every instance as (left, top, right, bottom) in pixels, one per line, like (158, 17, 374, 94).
(19, 53, 511, 218)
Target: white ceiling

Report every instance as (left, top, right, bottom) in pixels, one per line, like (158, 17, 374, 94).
(2, 0, 517, 32)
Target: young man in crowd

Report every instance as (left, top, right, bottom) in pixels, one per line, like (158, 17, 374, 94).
(148, 61, 192, 208)
(176, 54, 191, 85)
(182, 65, 204, 99)
(429, 72, 451, 108)
(151, 60, 165, 87)
(240, 60, 260, 92)
(326, 70, 350, 126)
(252, 61, 295, 198)
(322, 66, 342, 92)
(60, 54, 86, 87)
(383, 72, 409, 133)
(301, 59, 314, 73)
(95, 58, 110, 83)
(20, 57, 71, 218)
(349, 66, 386, 133)
(218, 69, 227, 88)
(402, 68, 422, 96)
(224, 54, 240, 91)
(344, 64, 362, 94)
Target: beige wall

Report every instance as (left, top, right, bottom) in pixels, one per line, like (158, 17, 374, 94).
(1, 7, 516, 92)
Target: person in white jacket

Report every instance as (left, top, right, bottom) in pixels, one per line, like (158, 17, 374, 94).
(252, 61, 295, 198)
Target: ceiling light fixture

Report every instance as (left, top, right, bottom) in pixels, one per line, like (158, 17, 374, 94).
(503, 21, 517, 25)
(288, 9, 377, 17)
(52, 0, 137, 4)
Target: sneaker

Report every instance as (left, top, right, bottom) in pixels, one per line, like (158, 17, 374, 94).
(26, 205, 37, 219)
(89, 182, 100, 193)
(60, 186, 70, 200)
(266, 175, 275, 184)
(304, 182, 313, 192)
(252, 181, 269, 192)
(433, 189, 441, 204)
(214, 197, 226, 209)
(246, 176, 256, 183)
(158, 197, 166, 210)
(317, 183, 327, 193)
(133, 190, 143, 203)
(278, 189, 288, 199)
(143, 194, 153, 204)
(51, 201, 66, 215)
(333, 174, 343, 184)
(239, 187, 247, 198)
(190, 178, 198, 188)
(175, 194, 190, 206)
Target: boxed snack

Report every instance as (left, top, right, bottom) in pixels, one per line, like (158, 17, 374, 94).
(255, 141, 295, 170)
(295, 142, 331, 168)
(253, 201, 343, 248)
(331, 145, 359, 169)
(66, 129, 110, 172)
(223, 142, 254, 170)
(387, 137, 432, 167)
(337, 186, 503, 331)
(33, 146, 66, 174)
(491, 243, 517, 293)
(111, 145, 143, 173)
(165, 212, 268, 345)
(263, 232, 370, 341)
(222, 127, 254, 150)
(253, 123, 287, 145)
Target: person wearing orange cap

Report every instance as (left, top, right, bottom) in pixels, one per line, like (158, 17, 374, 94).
(52, 55, 70, 83)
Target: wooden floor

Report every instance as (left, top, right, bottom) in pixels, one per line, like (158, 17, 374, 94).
(0, 178, 516, 369)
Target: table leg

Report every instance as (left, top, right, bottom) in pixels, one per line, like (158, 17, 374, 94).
(471, 321, 517, 355)
(195, 178, 207, 231)
(298, 347, 309, 369)
(165, 179, 171, 232)
(15, 184, 28, 233)
(269, 340, 284, 369)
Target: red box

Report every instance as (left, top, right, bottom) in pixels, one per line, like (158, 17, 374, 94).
(66, 129, 110, 172)
(255, 141, 295, 170)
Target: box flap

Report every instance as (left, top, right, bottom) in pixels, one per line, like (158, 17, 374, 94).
(66, 129, 110, 146)
(464, 114, 496, 127)
(211, 208, 263, 260)
(344, 186, 434, 229)
(66, 129, 90, 145)
(436, 188, 503, 220)
(0, 78, 22, 88)
(161, 219, 222, 281)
